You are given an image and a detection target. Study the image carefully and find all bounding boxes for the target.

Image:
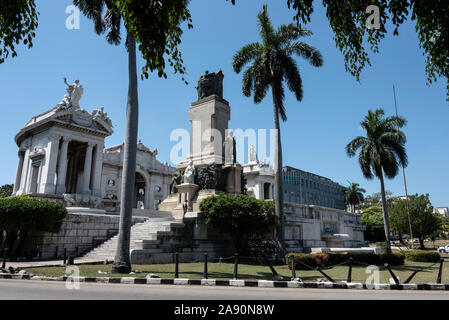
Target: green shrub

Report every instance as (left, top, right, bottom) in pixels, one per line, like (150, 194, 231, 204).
(404, 250, 441, 262)
(286, 252, 405, 270)
(199, 193, 275, 253)
(0, 195, 67, 233)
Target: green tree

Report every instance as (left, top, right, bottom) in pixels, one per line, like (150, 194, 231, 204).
(74, 0, 192, 273)
(232, 4, 323, 257)
(0, 184, 13, 198)
(343, 182, 366, 213)
(199, 193, 275, 254)
(346, 109, 408, 253)
(0, 1, 38, 64)
(285, 0, 449, 101)
(389, 194, 441, 249)
(361, 205, 385, 243)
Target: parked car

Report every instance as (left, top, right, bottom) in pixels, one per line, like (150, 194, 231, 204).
(437, 244, 449, 254)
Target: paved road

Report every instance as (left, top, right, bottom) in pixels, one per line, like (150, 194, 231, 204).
(1, 279, 449, 300)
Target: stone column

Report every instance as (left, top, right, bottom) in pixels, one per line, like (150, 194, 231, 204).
(82, 142, 94, 194)
(17, 139, 32, 195)
(13, 151, 25, 195)
(56, 137, 71, 194)
(91, 142, 104, 198)
(40, 134, 60, 194)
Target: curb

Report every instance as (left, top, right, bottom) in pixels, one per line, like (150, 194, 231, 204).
(1, 273, 448, 291)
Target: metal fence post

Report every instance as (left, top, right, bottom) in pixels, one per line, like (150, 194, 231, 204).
(385, 263, 400, 285)
(203, 253, 208, 279)
(265, 256, 279, 277)
(291, 256, 296, 279)
(347, 258, 353, 283)
(174, 252, 179, 279)
(404, 269, 421, 284)
(63, 248, 67, 265)
(233, 253, 239, 280)
(437, 258, 444, 284)
(2, 248, 7, 269)
(54, 246, 58, 259)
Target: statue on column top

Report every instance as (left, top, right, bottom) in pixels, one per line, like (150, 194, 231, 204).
(224, 131, 236, 164)
(183, 160, 196, 184)
(56, 77, 84, 111)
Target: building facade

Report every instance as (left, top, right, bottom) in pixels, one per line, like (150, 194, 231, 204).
(243, 149, 365, 250)
(282, 166, 346, 210)
(13, 79, 174, 213)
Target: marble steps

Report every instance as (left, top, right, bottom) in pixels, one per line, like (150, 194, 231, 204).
(82, 215, 185, 261)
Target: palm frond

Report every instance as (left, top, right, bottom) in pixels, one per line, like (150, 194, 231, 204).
(272, 77, 287, 121)
(280, 54, 303, 101)
(105, 7, 121, 45)
(277, 23, 312, 44)
(242, 65, 254, 97)
(74, 0, 106, 35)
(257, 4, 276, 46)
(252, 56, 270, 104)
(232, 43, 263, 74)
(359, 143, 374, 179)
(346, 136, 367, 157)
(288, 42, 323, 67)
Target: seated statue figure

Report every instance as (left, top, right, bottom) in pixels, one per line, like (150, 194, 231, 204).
(183, 160, 196, 184)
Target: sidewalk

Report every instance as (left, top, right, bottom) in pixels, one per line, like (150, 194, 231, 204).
(3, 258, 105, 269)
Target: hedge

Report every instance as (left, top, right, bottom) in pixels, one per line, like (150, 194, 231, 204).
(0, 196, 67, 233)
(286, 252, 405, 270)
(404, 250, 441, 262)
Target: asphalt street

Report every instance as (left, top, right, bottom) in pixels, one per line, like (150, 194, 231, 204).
(1, 279, 449, 300)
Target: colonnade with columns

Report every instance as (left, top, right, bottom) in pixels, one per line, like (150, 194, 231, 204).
(13, 133, 104, 198)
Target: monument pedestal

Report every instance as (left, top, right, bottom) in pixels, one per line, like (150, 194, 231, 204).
(173, 183, 200, 219)
(224, 163, 242, 195)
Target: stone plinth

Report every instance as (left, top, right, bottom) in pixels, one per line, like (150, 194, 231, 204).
(224, 163, 242, 195)
(173, 183, 200, 219)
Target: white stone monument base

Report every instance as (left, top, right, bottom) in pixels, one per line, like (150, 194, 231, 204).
(174, 183, 200, 219)
(66, 207, 107, 215)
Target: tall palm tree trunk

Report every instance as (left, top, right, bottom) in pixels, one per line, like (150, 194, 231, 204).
(112, 32, 139, 273)
(379, 170, 392, 254)
(271, 84, 285, 259)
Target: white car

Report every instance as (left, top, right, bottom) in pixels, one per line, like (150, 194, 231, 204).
(437, 244, 449, 254)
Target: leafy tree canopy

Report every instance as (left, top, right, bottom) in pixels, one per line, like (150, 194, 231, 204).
(0, 0, 38, 64)
(0, 184, 14, 198)
(388, 194, 442, 247)
(74, 0, 193, 82)
(285, 0, 449, 101)
(361, 205, 385, 242)
(112, 0, 193, 81)
(199, 193, 275, 252)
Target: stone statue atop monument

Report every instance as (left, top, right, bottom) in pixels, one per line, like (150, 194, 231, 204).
(183, 160, 196, 184)
(224, 131, 236, 164)
(57, 77, 83, 111)
(196, 70, 224, 100)
(249, 144, 258, 164)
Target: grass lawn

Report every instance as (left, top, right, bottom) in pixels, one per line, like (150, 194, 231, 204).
(25, 260, 449, 284)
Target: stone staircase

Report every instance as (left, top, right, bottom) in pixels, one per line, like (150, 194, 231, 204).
(82, 211, 185, 261)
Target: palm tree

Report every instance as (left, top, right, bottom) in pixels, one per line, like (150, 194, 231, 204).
(232, 5, 323, 257)
(74, 0, 138, 273)
(346, 109, 408, 253)
(343, 182, 366, 213)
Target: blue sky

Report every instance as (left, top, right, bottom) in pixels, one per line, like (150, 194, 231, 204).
(1, 1, 448, 207)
